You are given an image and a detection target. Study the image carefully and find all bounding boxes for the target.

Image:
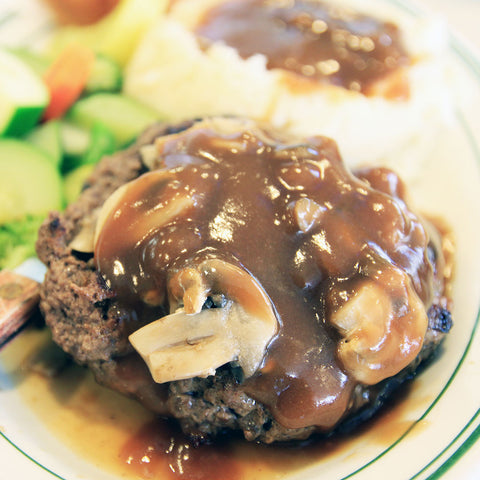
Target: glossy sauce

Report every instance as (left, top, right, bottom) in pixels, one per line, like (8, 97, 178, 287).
(0, 326, 434, 480)
(195, 0, 409, 95)
(95, 119, 435, 431)
(120, 419, 242, 480)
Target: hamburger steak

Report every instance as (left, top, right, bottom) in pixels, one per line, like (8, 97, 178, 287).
(36, 117, 453, 443)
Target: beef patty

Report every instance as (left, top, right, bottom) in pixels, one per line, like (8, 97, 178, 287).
(36, 117, 453, 443)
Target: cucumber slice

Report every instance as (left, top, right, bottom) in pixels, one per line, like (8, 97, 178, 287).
(25, 120, 62, 168)
(81, 122, 116, 165)
(60, 121, 92, 172)
(85, 54, 123, 94)
(0, 139, 63, 223)
(63, 164, 95, 205)
(60, 121, 116, 172)
(0, 49, 49, 137)
(60, 120, 91, 157)
(67, 93, 159, 147)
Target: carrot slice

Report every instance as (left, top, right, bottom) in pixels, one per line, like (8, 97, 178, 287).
(43, 44, 95, 120)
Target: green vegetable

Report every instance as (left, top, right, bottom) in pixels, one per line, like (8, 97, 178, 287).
(60, 120, 92, 172)
(60, 120, 91, 159)
(60, 120, 116, 172)
(0, 49, 49, 137)
(85, 54, 123, 94)
(0, 215, 44, 269)
(81, 122, 116, 165)
(0, 43, 162, 270)
(63, 164, 95, 205)
(68, 92, 159, 147)
(0, 139, 63, 224)
(25, 120, 62, 168)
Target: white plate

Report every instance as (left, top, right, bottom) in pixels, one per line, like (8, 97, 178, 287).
(0, 1, 479, 479)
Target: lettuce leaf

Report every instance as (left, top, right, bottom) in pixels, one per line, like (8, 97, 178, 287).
(0, 215, 44, 270)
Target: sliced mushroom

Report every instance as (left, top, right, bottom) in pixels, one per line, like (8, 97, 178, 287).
(66, 182, 131, 255)
(94, 170, 191, 247)
(68, 207, 102, 253)
(329, 264, 428, 385)
(94, 182, 130, 249)
(129, 259, 279, 383)
(168, 267, 207, 314)
(291, 197, 326, 233)
(140, 143, 160, 170)
(129, 306, 236, 383)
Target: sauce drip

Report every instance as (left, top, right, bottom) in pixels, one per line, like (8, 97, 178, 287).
(120, 419, 241, 480)
(195, 0, 409, 95)
(95, 119, 433, 430)
(0, 325, 435, 480)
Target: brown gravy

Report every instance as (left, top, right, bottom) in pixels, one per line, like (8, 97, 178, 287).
(195, 0, 409, 95)
(95, 119, 436, 431)
(0, 326, 433, 480)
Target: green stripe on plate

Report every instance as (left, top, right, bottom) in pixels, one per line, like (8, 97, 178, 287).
(341, 0, 480, 477)
(341, 266, 480, 480)
(407, 103, 480, 480)
(415, 409, 480, 480)
(0, 430, 66, 480)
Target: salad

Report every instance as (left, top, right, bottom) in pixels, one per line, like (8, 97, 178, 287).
(0, 0, 166, 269)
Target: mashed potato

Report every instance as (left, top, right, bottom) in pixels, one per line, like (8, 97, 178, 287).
(124, 0, 457, 179)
